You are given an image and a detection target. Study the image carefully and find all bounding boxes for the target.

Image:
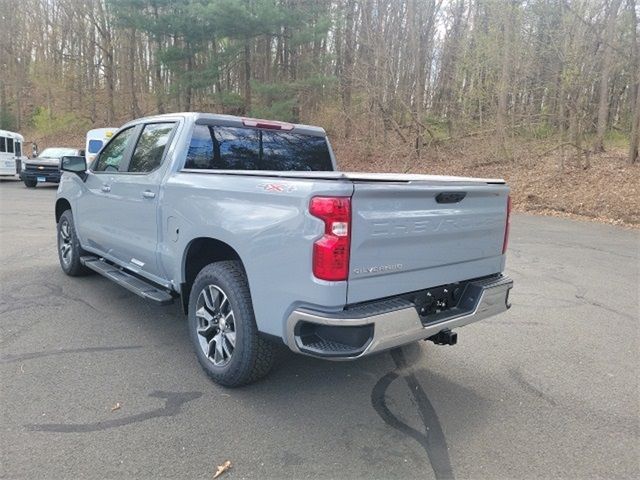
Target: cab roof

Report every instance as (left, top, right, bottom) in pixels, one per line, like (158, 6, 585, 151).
(121, 112, 327, 137)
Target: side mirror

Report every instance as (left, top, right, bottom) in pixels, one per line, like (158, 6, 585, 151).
(61, 155, 87, 180)
(78, 149, 86, 157)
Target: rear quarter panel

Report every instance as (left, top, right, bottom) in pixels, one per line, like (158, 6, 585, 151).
(161, 172, 353, 338)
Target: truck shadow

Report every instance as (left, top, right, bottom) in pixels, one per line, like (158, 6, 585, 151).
(237, 342, 488, 480)
(370, 347, 454, 480)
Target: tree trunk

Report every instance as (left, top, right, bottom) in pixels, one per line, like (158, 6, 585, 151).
(128, 28, 141, 118)
(184, 40, 193, 111)
(341, 0, 356, 137)
(593, 0, 622, 152)
(628, 0, 639, 164)
(105, 46, 115, 124)
(243, 38, 252, 114)
(630, 83, 640, 164)
(151, 1, 165, 114)
(497, 1, 515, 159)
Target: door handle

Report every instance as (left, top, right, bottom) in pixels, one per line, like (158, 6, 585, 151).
(101, 184, 111, 193)
(142, 190, 156, 199)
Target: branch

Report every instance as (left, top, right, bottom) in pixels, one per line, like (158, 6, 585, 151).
(537, 142, 590, 158)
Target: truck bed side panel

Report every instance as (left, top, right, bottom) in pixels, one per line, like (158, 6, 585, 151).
(161, 172, 353, 337)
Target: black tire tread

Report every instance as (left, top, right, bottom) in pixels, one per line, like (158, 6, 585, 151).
(57, 210, 91, 276)
(189, 261, 274, 387)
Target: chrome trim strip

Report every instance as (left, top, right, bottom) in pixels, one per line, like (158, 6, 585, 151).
(285, 275, 513, 359)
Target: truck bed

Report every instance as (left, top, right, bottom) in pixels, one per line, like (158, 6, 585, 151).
(180, 167, 509, 305)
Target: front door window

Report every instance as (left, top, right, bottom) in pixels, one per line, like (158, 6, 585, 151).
(93, 127, 137, 172)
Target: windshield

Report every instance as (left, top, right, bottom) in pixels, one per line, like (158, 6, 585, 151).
(38, 147, 78, 159)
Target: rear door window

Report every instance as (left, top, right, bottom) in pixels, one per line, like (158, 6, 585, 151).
(127, 123, 175, 173)
(185, 125, 215, 169)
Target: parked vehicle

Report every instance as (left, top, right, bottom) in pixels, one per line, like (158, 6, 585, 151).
(55, 112, 513, 386)
(21, 147, 83, 187)
(86, 127, 117, 166)
(0, 129, 25, 177)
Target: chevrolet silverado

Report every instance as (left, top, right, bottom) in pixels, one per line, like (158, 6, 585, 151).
(55, 112, 513, 386)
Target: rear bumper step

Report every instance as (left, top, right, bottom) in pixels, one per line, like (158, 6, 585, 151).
(286, 275, 512, 359)
(80, 256, 174, 305)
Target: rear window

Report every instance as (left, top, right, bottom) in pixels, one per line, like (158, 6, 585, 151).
(88, 139, 103, 154)
(185, 125, 333, 171)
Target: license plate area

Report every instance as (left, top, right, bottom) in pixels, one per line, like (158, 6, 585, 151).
(37, 176, 46, 182)
(402, 278, 490, 326)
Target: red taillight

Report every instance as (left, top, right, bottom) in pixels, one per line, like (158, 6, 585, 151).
(242, 117, 294, 131)
(502, 195, 512, 254)
(310, 196, 351, 281)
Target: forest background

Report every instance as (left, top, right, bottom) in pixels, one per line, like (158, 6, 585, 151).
(0, 0, 637, 224)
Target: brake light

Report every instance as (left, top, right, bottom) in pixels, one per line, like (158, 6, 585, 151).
(242, 117, 294, 131)
(309, 196, 351, 281)
(502, 195, 512, 254)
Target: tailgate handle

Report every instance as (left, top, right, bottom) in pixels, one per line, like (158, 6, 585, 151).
(436, 192, 466, 204)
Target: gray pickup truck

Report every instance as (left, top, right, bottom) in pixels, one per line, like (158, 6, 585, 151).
(56, 112, 513, 386)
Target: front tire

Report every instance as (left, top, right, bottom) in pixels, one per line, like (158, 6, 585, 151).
(188, 261, 275, 387)
(24, 179, 37, 188)
(57, 210, 90, 276)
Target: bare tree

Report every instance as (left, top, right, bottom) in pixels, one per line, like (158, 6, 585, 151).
(594, 0, 623, 152)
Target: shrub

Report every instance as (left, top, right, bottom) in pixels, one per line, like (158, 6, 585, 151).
(31, 107, 90, 136)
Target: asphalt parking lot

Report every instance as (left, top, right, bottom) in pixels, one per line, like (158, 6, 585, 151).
(1, 179, 638, 480)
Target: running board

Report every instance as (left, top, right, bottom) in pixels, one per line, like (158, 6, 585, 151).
(81, 256, 174, 305)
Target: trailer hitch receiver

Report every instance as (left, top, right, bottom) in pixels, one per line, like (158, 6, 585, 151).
(427, 329, 458, 346)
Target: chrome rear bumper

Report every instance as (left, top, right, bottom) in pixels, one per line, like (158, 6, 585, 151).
(286, 275, 513, 359)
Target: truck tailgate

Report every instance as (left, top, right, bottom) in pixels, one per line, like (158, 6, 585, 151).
(347, 181, 509, 304)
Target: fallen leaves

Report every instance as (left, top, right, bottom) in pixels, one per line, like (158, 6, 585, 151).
(336, 138, 639, 227)
(213, 460, 232, 479)
(110, 402, 121, 412)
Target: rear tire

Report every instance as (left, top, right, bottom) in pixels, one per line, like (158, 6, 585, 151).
(57, 210, 90, 276)
(188, 261, 275, 387)
(24, 179, 37, 188)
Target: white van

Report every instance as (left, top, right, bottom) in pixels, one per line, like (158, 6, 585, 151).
(86, 127, 117, 165)
(0, 129, 25, 177)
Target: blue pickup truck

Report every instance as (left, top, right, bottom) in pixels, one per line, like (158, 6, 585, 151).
(55, 112, 513, 386)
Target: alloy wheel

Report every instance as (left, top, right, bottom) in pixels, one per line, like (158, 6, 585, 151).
(195, 284, 236, 366)
(59, 220, 73, 266)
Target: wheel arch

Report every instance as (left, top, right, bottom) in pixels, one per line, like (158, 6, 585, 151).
(55, 198, 72, 223)
(180, 237, 245, 314)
